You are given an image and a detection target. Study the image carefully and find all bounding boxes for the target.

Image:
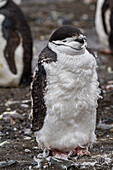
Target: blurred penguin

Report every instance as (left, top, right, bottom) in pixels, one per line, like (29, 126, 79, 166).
(95, 0, 113, 53)
(13, 0, 21, 5)
(0, 0, 33, 87)
(84, 0, 96, 4)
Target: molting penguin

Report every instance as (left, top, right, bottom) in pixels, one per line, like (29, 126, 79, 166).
(0, 0, 32, 87)
(95, 0, 113, 53)
(31, 25, 100, 157)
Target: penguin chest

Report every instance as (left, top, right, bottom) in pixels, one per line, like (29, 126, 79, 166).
(43, 63, 96, 117)
(0, 14, 24, 87)
(43, 52, 98, 115)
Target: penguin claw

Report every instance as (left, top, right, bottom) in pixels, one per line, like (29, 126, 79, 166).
(100, 48, 113, 55)
(49, 147, 90, 159)
(74, 147, 90, 157)
(52, 150, 68, 159)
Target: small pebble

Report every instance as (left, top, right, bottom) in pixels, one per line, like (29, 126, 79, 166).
(29, 166, 32, 170)
(0, 131, 3, 136)
(32, 162, 38, 166)
(24, 128, 32, 135)
(81, 14, 88, 20)
(0, 161, 7, 168)
(0, 160, 16, 168)
(8, 160, 17, 166)
(0, 141, 10, 147)
(33, 146, 39, 150)
(110, 128, 113, 132)
(24, 136, 31, 140)
(25, 149, 31, 153)
(21, 104, 29, 108)
(13, 128, 17, 131)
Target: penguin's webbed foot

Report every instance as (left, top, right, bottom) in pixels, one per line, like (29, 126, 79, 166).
(100, 48, 113, 55)
(52, 149, 68, 159)
(74, 147, 90, 157)
(46, 147, 90, 159)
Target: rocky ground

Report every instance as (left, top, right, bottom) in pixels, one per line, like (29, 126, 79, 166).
(0, 0, 113, 169)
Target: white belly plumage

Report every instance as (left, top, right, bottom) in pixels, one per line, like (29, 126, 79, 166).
(0, 14, 23, 87)
(13, 0, 21, 5)
(95, 0, 111, 47)
(35, 49, 100, 151)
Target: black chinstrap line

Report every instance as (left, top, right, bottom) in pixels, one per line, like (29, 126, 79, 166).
(52, 42, 83, 51)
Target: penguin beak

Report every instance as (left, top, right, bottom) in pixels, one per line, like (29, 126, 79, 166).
(78, 35, 87, 42)
(79, 36, 87, 48)
(79, 36, 87, 43)
(74, 35, 87, 44)
(83, 37, 87, 42)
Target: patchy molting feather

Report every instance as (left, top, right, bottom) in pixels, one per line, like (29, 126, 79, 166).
(34, 42, 100, 151)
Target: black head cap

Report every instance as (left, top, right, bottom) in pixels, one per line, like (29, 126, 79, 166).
(49, 25, 82, 42)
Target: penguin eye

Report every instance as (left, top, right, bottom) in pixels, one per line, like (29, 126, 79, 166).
(74, 39, 84, 44)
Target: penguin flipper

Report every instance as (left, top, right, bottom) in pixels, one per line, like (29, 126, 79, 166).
(86, 47, 96, 58)
(4, 31, 20, 74)
(109, 11, 113, 52)
(2, 17, 20, 74)
(31, 46, 57, 132)
(32, 63, 47, 132)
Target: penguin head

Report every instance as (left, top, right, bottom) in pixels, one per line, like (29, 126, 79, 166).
(49, 25, 87, 55)
(0, 0, 8, 8)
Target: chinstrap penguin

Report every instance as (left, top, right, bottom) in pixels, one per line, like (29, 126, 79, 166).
(31, 25, 100, 158)
(0, 0, 32, 87)
(95, 0, 113, 53)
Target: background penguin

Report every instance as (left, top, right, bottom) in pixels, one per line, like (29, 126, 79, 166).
(31, 25, 100, 158)
(13, 0, 21, 5)
(95, 0, 113, 53)
(0, 0, 32, 87)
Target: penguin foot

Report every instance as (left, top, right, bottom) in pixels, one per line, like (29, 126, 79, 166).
(100, 48, 112, 55)
(84, 0, 96, 4)
(52, 149, 68, 159)
(50, 147, 90, 159)
(74, 147, 90, 157)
